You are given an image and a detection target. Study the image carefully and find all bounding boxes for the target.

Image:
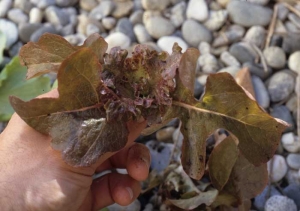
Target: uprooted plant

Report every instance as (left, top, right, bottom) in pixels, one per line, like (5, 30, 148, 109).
(10, 33, 288, 210)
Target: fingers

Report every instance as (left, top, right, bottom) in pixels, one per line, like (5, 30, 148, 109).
(91, 173, 141, 210)
(96, 143, 150, 181)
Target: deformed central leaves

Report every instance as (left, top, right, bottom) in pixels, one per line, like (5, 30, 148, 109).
(10, 34, 288, 180)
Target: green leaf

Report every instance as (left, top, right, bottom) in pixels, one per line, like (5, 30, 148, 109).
(0, 57, 50, 121)
(0, 31, 6, 64)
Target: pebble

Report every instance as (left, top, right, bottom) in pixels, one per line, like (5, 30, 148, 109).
(102, 17, 116, 30)
(220, 51, 240, 67)
(198, 53, 219, 73)
(288, 51, 300, 74)
(213, 25, 245, 47)
(227, 1, 273, 27)
(244, 26, 266, 48)
(194, 79, 204, 98)
(170, 1, 186, 28)
(198, 42, 211, 54)
(31, 0, 54, 10)
(105, 32, 131, 52)
(116, 18, 135, 42)
(243, 62, 271, 80)
(286, 169, 300, 185)
(282, 133, 300, 153)
(283, 184, 300, 209)
(129, 10, 143, 25)
(268, 71, 295, 102)
(79, 0, 97, 11)
(287, 153, 300, 170)
(186, 0, 208, 22)
(0, 19, 18, 49)
(29, 7, 43, 24)
(15, 0, 34, 13)
(252, 75, 270, 108)
(229, 42, 257, 64)
(55, 0, 78, 7)
(133, 24, 152, 44)
(182, 19, 212, 47)
(247, 0, 270, 5)
(141, 0, 170, 11)
(282, 33, 300, 54)
(285, 21, 300, 33)
(286, 94, 297, 118)
(203, 10, 228, 31)
(45, 6, 69, 26)
(267, 154, 288, 183)
(263, 46, 286, 69)
(157, 36, 187, 54)
(265, 195, 297, 211)
(89, 1, 115, 20)
(64, 33, 86, 46)
(7, 8, 28, 24)
(144, 16, 175, 39)
(86, 23, 100, 36)
(218, 66, 240, 76)
(288, 13, 300, 29)
(277, 3, 289, 21)
(254, 185, 281, 211)
(0, 0, 12, 18)
(111, 0, 134, 19)
(270, 105, 294, 132)
(30, 24, 58, 42)
(18, 23, 42, 43)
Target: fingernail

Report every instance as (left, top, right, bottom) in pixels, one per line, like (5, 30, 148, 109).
(126, 187, 133, 199)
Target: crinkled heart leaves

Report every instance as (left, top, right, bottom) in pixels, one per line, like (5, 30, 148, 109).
(10, 33, 288, 181)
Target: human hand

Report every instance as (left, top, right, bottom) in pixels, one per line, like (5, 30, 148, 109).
(0, 90, 150, 211)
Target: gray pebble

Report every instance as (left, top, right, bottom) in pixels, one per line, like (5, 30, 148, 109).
(268, 71, 295, 102)
(129, 10, 143, 25)
(194, 79, 204, 98)
(30, 24, 58, 42)
(285, 21, 300, 33)
(102, 17, 116, 30)
(227, 1, 273, 27)
(254, 186, 281, 211)
(182, 19, 212, 47)
(229, 42, 257, 64)
(145, 16, 175, 39)
(86, 23, 100, 36)
(283, 33, 300, 54)
(0, 19, 18, 49)
(211, 45, 228, 56)
(243, 62, 272, 79)
(288, 51, 300, 74)
(263, 46, 286, 69)
(198, 42, 211, 54)
(287, 153, 300, 170)
(30, 0, 55, 10)
(111, 0, 133, 19)
(213, 24, 245, 47)
(55, 0, 78, 7)
(252, 75, 270, 108)
(203, 10, 228, 31)
(265, 195, 297, 211)
(277, 3, 289, 21)
(267, 154, 288, 183)
(8, 41, 22, 57)
(60, 23, 74, 36)
(105, 32, 131, 52)
(270, 105, 294, 132)
(288, 13, 300, 29)
(7, 8, 28, 24)
(157, 36, 187, 54)
(64, 33, 86, 46)
(89, 1, 115, 20)
(18, 23, 42, 43)
(141, 0, 170, 11)
(170, 1, 186, 28)
(186, 0, 208, 22)
(15, 0, 34, 13)
(29, 7, 43, 23)
(220, 51, 240, 67)
(116, 18, 135, 42)
(0, 0, 12, 18)
(286, 169, 300, 185)
(244, 25, 266, 48)
(45, 6, 69, 26)
(198, 53, 219, 73)
(283, 184, 300, 209)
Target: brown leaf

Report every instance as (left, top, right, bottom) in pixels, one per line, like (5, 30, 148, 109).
(235, 67, 255, 98)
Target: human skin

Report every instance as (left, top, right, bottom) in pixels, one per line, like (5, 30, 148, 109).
(0, 90, 150, 211)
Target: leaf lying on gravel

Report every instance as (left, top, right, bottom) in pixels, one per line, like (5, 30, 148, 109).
(11, 33, 288, 180)
(0, 57, 50, 121)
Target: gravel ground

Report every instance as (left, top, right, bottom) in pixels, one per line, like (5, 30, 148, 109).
(0, 0, 300, 210)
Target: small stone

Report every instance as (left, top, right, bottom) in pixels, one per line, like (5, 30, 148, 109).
(157, 36, 187, 54)
(283, 184, 300, 210)
(8, 41, 22, 57)
(105, 32, 131, 52)
(265, 195, 297, 211)
(182, 19, 212, 47)
(218, 66, 240, 77)
(194, 79, 204, 98)
(116, 18, 135, 42)
(30, 25, 58, 42)
(229, 42, 257, 64)
(244, 26, 266, 48)
(170, 1, 186, 28)
(247, 0, 270, 5)
(254, 186, 281, 211)
(89, 1, 115, 20)
(129, 10, 143, 25)
(285, 21, 300, 33)
(60, 23, 74, 36)
(288, 51, 300, 74)
(55, 0, 78, 7)
(64, 33, 86, 46)
(145, 16, 175, 39)
(267, 154, 288, 183)
(79, 0, 98, 11)
(133, 24, 152, 44)
(220, 51, 240, 67)
(30, 0, 55, 9)
(227, 1, 273, 27)
(283, 33, 300, 54)
(252, 75, 270, 108)
(102, 17, 116, 30)
(198, 53, 219, 73)
(287, 153, 300, 170)
(141, 0, 170, 11)
(243, 62, 272, 79)
(203, 10, 228, 31)
(29, 7, 43, 24)
(271, 105, 294, 132)
(186, 0, 208, 22)
(0, 19, 18, 49)
(263, 46, 286, 69)
(45, 6, 69, 26)
(198, 42, 211, 54)
(86, 23, 100, 36)
(288, 13, 300, 29)
(268, 71, 295, 102)
(213, 24, 245, 47)
(286, 169, 300, 185)
(277, 3, 289, 21)
(0, 0, 12, 18)
(156, 127, 175, 142)
(197, 75, 208, 86)
(282, 133, 300, 153)
(112, 0, 133, 18)
(18, 23, 42, 43)
(15, 0, 34, 13)
(211, 46, 228, 56)
(7, 8, 28, 24)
